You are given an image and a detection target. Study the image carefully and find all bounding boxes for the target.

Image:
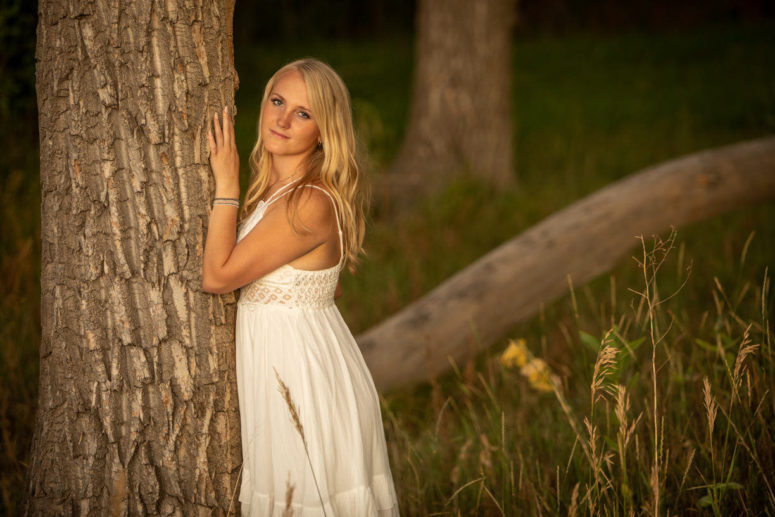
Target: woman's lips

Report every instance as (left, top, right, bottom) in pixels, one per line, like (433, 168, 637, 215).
(270, 129, 289, 139)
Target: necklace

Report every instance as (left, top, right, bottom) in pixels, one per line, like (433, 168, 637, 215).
(266, 171, 302, 194)
(262, 176, 303, 205)
(275, 169, 305, 186)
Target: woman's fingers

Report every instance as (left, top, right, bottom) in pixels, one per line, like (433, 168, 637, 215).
(207, 127, 216, 154)
(210, 106, 237, 154)
(222, 106, 232, 147)
(226, 106, 236, 146)
(213, 111, 224, 148)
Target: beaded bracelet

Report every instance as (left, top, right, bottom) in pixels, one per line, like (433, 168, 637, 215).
(213, 197, 239, 208)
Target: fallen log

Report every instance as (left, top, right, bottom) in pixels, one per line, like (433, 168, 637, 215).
(357, 136, 775, 391)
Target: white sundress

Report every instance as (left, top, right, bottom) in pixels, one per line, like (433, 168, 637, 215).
(235, 182, 400, 516)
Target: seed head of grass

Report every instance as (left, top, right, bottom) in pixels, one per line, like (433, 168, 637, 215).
(702, 377, 718, 439)
(274, 368, 328, 517)
(732, 326, 758, 400)
(274, 368, 307, 448)
(568, 482, 580, 517)
(615, 385, 641, 450)
(591, 341, 618, 405)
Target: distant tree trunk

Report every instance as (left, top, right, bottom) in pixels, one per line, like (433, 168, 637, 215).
(387, 0, 516, 202)
(27, 1, 239, 514)
(360, 136, 775, 391)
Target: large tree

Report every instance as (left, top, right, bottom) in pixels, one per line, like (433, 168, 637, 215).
(27, 1, 239, 514)
(387, 0, 517, 201)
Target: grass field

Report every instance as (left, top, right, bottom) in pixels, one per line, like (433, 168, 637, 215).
(2, 20, 774, 515)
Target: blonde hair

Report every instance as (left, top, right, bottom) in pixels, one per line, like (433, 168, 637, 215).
(241, 58, 367, 272)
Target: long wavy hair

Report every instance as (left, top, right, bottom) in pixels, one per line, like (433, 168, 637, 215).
(240, 58, 367, 272)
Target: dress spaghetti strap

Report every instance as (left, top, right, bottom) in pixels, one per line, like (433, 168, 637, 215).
(301, 184, 345, 266)
(262, 178, 302, 207)
(257, 181, 344, 267)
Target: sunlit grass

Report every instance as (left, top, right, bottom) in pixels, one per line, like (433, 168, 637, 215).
(382, 231, 774, 514)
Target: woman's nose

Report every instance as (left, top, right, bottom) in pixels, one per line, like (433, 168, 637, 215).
(277, 109, 291, 128)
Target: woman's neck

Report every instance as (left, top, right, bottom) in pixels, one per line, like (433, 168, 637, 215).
(269, 153, 308, 184)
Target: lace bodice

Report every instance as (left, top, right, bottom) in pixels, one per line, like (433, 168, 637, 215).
(236, 183, 344, 310)
(239, 262, 340, 309)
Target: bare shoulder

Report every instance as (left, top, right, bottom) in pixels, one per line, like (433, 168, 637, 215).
(293, 184, 337, 230)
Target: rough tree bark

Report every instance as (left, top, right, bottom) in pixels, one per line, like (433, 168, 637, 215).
(386, 0, 516, 202)
(28, 1, 238, 514)
(359, 136, 775, 391)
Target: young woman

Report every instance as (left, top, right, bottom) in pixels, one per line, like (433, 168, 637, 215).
(202, 59, 399, 516)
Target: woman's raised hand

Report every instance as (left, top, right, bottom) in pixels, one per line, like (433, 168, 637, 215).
(207, 106, 240, 198)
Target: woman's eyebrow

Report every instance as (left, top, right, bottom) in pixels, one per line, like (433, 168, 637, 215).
(270, 92, 312, 113)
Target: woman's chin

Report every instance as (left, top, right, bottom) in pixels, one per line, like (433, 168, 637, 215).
(264, 142, 292, 156)
(266, 145, 317, 160)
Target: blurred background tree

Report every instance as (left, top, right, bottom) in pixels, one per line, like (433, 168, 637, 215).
(387, 0, 517, 202)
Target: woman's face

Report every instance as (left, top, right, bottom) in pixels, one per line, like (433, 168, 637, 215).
(260, 70, 320, 160)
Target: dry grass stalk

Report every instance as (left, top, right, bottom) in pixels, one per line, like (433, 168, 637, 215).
(677, 448, 696, 496)
(283, 474, 296, 517)
(635, 232, 678, 517)
(552, 380, 594, 469)
(615, 385, 641, 451)
(227, 465, 243, 517)
(615, 384, 641, 511)
(568, 482, 580, 517)
(446, 476, 485, 506)
(648, 460, 660, 517)
(584, 418, 597, 464)
(762, 267, 772, 354)
(478, 433, 496, 477)
(582, 416, 610, 510)
(585, 483, 597, 516)
(274, 368, 328, 517)
(451, 437, 473, 485)
(481, 482, 505, 516)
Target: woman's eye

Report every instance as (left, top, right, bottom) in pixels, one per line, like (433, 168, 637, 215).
(297, 111, 310, 120)
(271, 98, 282, 106)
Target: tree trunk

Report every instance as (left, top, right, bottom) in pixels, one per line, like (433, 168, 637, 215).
(359, 136, 775, 391)
(28, 1, 238, 514)
(385, 0, 516, 203)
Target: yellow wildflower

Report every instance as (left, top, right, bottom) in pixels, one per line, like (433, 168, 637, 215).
(500, 338, 529, 369)
(520, 358, 555, 392)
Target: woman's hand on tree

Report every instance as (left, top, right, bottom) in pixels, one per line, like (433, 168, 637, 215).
(207, 106, 240, 198)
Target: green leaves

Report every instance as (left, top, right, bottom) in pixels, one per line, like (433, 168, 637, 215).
(697, 482, 744, 508)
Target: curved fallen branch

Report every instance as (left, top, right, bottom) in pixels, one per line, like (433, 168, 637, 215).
(358, 136, 775, 391)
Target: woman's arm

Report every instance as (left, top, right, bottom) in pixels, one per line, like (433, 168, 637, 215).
(202, 106, 241, 293)
(201, 108, 336, 294)
(202, 191, 334, 293)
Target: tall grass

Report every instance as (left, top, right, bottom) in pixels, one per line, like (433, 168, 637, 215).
(381, 230, 774, 514)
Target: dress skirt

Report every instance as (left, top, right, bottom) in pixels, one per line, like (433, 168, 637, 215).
(235, 302, 399, 516)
